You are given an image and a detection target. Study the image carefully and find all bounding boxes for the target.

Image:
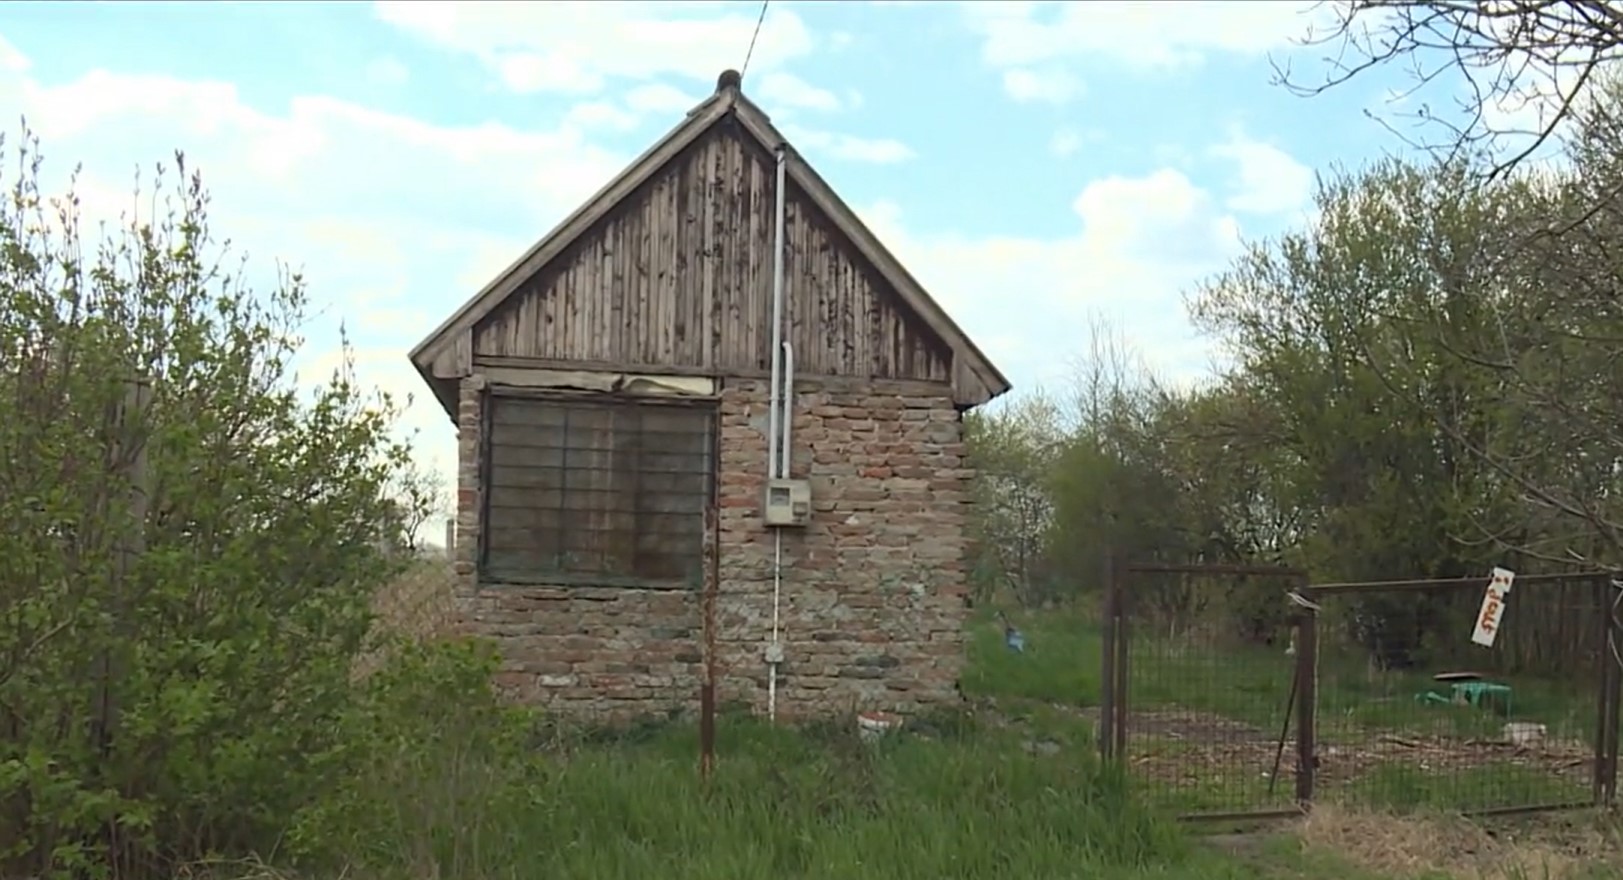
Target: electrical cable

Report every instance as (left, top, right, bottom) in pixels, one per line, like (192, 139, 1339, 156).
(740, 0, 770, 82)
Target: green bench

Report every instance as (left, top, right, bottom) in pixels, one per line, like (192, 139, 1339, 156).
(1414, 673, 1513, 715)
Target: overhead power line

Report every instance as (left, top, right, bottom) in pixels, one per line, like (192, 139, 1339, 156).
(740, 0, 770, 82)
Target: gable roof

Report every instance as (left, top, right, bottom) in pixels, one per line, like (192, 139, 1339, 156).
(409, 69, 1012, 411)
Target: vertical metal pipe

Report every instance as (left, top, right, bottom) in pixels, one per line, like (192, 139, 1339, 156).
(1100, 550, 1118, 762)
(1113, 561, 1130, 761)
(766, 145, 788, 479)
(779, 342, 794, 478)
(769, 532, 781, 723)
(1591, 573, 1621, 806)
(701, 504, 719, 778)
(765, 147, 790, 722)
(1293, 590, 1319, 808)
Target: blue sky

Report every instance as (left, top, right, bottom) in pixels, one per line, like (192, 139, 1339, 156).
(0, 0, 1481, 520)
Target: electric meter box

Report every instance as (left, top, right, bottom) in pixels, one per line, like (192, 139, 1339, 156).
(763, 478, 812, 527)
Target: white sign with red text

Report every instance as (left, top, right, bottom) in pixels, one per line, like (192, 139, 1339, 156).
(1471, 567, 1516, 648)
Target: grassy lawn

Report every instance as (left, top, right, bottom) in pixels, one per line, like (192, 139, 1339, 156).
(299, 602, 1620, 879)
(353, 712, 1470, 880)
(464, 718, 1301, 880)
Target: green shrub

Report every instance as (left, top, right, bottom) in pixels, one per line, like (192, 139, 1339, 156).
(0, 127, 434, 878)
(288, 638, 541, 876)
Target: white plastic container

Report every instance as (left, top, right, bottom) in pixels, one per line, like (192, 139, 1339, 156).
(857, 711, 902, 743)
(1503, 721, 1547, 746)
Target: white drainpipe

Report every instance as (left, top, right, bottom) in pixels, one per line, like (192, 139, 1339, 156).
(779, 341, 794, 479)
(766, 143, 789, 723)
(767, 145, 788, 479)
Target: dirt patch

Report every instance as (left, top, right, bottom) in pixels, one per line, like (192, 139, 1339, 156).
(1120, 708, 1268, 742)
(1313, 732, 1595, 787)
(1061, 704, 1269, 742)
(1109, 713, 1593, 805)
(1124, 730, 1595, 796)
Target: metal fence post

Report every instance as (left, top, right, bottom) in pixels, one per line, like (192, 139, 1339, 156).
(1293, 592, 1318, 808)
(1100, 550, 1118, 762)
(1594, 573, 1621, 808)
(1113, 558, 1130, 763)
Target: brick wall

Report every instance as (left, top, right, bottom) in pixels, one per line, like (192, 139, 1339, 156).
(452, 374, 973, 721)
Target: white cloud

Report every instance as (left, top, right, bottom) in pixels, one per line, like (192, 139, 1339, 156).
(374, 1, 817, 95)
(365, 56, 411, 87)
(854, 166, 1247, 386)
(1209, 127, 1314, 216)
(0, 34, 28, 73)
(783, 125, 916, 164)
(1050, 128, 1083, 158)
(964, 1, 1322, 69)
(964, 0, 1327, 109)
(1002, 67, 1085, 105)
(493, 52, 603, 95)
(755, 71, 842, 112)
(625, 82, 700, 116)
(561, 100, 642, 133)
(1049, 127, 1103, 159)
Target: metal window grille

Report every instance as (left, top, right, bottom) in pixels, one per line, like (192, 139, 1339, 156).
(481, 395, 715, 585)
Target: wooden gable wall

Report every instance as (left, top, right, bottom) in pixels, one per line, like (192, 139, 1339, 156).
(472, 120, 952, 383)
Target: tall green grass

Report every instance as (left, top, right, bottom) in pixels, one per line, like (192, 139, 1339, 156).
(300, 711, 1290, 880)
(265, 607, 1608, 879)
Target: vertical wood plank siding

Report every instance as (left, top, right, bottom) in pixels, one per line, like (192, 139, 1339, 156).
(473, 121, 952, 381)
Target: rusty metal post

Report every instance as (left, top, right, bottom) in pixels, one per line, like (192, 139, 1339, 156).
(1113, 556, 1131, 762)
(699, 504, 720, 780)
(1100, 550, 1118, 762)
(1592, 574, 1621, 807)
(1607, 588, 1622, 810)
(1293, 590, 1318, 807)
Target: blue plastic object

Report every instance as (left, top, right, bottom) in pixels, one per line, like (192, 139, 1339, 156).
(1005, 627, 1026, 653)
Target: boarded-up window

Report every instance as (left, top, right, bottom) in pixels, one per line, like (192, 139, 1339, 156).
(481, 395, 715, 585)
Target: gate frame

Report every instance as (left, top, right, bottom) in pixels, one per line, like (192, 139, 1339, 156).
(1101, 558, 1312, 821)
(1296, 571, 1623, 817)
(1101, 563, 1623, 821)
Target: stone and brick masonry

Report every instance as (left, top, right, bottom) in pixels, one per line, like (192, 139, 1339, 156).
(452, 375, 973, 721)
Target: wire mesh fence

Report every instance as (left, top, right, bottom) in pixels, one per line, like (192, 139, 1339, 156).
(1301, 573, 1619, 815)
(1101, 562, 1310, 819)
(1101, 562, 1623, 820)
(355, 559, 459, 678)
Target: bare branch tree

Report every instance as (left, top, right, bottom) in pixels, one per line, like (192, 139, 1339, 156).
(1277, 1, 1623, 177)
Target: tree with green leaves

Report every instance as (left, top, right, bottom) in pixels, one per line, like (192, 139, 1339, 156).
(964, 390, 1067, 607)
(0, 128, 456, 877)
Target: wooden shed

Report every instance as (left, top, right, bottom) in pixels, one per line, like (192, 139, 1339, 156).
(410, 69, 1011, 721)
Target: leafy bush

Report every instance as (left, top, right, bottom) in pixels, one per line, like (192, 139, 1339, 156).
(288, 639, 541, 877)
(0, 127, 444, 877)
